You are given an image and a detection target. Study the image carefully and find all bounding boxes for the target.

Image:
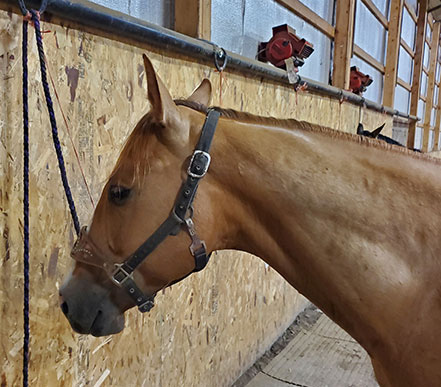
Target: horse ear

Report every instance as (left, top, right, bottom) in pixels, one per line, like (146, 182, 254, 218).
(187, 79, 212, 106)
(357, 123, 364, 135)
(142, 54, 189, 145)
(143, 54, 179, 124)
(371, 123, 385, 138)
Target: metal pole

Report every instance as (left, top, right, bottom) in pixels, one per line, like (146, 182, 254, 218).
(2, 0, 418, 121)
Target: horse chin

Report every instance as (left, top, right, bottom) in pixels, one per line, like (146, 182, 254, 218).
(89, 311, 125, 337)
(66, 309, 125, 337)
(60, 272, 127, 337)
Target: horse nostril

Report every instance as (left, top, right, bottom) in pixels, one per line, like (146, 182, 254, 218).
(61, 301, 69, 315)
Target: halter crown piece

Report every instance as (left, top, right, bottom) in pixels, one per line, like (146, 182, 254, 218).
(71, 109, 220, 312)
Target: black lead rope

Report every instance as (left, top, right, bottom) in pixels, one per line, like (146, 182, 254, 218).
(20, 1, 80, 385)
(111, 108, 221, 312)
(22, 15, 30, 387)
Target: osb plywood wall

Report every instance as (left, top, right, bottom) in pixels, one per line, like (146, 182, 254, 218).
(0, 9, 393, 387)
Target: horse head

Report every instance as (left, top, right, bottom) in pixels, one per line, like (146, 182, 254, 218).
(356, 123, 385, 138)
(59, 55, 225, 336)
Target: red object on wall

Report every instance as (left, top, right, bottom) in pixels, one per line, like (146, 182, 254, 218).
(349, 66, 373, 95)
(258, 24, 314, 69)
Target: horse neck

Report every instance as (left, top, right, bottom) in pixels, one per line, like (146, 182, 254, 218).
(208, 115, 441, 353)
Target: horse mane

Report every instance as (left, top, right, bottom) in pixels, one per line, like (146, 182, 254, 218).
(175, 99, 441, 165)
(111, 99, 441, 183)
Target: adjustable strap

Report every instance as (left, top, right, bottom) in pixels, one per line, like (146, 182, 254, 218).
(196, 108, 219, 151)
(114, 267, 156, 312)
(110, 109, 220, 312)
(185, 218, 210, 271)
(116, 214, 182, 274)
(174, 108, 220, 220)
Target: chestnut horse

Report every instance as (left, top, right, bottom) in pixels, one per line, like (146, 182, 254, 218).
(60, 55, 441, 387)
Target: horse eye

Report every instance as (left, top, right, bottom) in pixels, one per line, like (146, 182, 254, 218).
(108, 185, 132, 205)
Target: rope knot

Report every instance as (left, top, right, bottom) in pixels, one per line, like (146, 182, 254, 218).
(23, 11, 32, 22)
(23, 10, 40, 28)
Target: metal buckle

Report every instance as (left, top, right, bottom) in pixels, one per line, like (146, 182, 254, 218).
(189, 240, 207, 256)
(185, 218, 207, 256)
(138, 299, 155, 313)
(187, 150, 211, 178)
(111, 264, 133, 286)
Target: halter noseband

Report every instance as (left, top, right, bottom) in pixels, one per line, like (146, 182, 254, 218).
(71, 108, 221, 312)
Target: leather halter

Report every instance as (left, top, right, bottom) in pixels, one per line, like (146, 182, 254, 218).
(71, 109, 221, 313)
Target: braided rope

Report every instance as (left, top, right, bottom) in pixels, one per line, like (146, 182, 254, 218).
(30, 10, 81, 235)
(21, 6, 82, 384)
(22, 18, 30, 387)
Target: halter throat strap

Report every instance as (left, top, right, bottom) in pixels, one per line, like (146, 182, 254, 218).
(71, 108, 220, 313)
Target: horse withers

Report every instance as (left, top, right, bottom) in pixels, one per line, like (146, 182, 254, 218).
(60, 54, 441, 387)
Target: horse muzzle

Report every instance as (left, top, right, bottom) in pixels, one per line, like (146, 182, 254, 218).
(59, 271, 125, 336)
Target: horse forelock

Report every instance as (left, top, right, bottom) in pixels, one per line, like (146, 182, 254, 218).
(109, 112, 158, 186)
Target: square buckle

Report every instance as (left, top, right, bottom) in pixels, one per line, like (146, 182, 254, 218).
(187, 150, 211, 178)
(111, 264, 133, 286)
(138, 299, 155, 313)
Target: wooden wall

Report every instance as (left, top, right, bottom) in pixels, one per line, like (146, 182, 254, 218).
(0, 9, 393, 387)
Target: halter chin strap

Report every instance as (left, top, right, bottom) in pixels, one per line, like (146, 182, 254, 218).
(71, 108, 221, 313)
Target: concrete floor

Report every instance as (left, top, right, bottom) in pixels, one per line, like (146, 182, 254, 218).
(245, 312, 379, 387)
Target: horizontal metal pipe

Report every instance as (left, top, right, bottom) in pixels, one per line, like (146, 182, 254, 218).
(2, 0, 418, 121)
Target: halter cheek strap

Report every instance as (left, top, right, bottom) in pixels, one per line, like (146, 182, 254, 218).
(71, 108, 220, 313)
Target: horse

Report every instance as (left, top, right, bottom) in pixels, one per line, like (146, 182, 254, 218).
(60, 54, 441, 387)
(357, 122, 422, 153)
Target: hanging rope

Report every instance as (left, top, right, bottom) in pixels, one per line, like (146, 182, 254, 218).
(20, 0, 81, 385)
(21, 16, 30, 387)
(29, 9, 81, 235)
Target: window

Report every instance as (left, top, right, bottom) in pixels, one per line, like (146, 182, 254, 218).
(394, 4, 416, 115)
(351, 0, 390, 104)
(211, 0, 334, 84)
(88, 0, 174, 28)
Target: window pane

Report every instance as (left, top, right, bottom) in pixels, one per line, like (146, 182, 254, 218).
(212, 0, 332, 84)
(212, 0, 245, 56)
(423, 42, 430, 68)
(401, 7, 416, 49)
(426, 23, 432, 42)
(351, 56, 383, 103)
(414, 126, 423, 150)
(298, 0, 334, 23)
(397, 46, 413, 84)
(418, 99, 425, 120)
(406, 0, 417, 12)
(354, 0, 387, 64)
(431, 108, 437, 127)
(371, 0, 390, 17)
(394, 84, 410, 113)
(429, 129, 434, 150)
(89, 0, 173, 28)
(421, 71, 428, 97)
